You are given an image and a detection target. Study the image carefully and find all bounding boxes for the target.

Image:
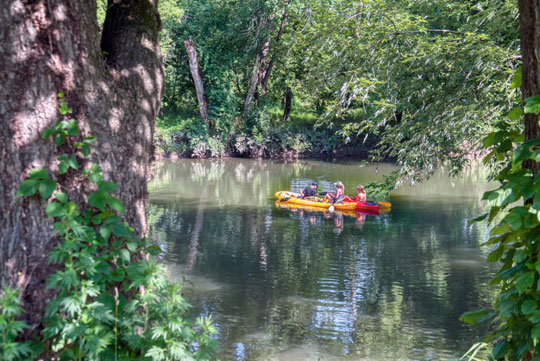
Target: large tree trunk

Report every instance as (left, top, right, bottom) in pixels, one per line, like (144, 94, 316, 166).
(0, 0, 163, 332)
(520, 1, 540, 178)
(184, 38, 209, 122)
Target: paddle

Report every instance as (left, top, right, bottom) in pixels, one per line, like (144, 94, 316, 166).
(279, 191, 298, 202)
(377, 200, 392, 208)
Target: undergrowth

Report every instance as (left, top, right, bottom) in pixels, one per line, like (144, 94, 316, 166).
(0, 93, 216, 361)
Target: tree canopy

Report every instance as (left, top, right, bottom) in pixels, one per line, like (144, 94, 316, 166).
(157, 0, 520, 182)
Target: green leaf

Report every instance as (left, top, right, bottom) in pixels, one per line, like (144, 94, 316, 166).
(511, 67, 522, 89)
(42, 128, 55, 140)
(83, 136, 96, 144)
(459, 309, 490, 325)
(488, 206, 501, 223)
(55, 192, 68, 203)
(100, 226, 111, 241)
(17, 179, 38, 197)
(521, 299, 537, 315)
(54, 132, 66, 146)
(113, 223, 129, 237)
(514, 139, 540, 164)
(488, 246, 504, 262)
(533, 324, 540, 340)
(127, 241, 137, 252)
(514, 249, 528, 263)
(516, 272, 535, 294)
(468, 213, 487, 226)
(88, 190, 107, 211)
(500, 264, 523, 280)
(81, 144, 91, 157)
(147, 245, 162, 256)
(66, 119, 78, 136)
(507, 107, 523, 120)
(504, 212, 522, 230)
(58, 161, 69, 174)
(98, 181, 118, 193)
(111, 268, 126, 282)
(38, 179, 58, 200)
(490, 224, 510, 236)
(67, 156, 78, 170)
(119, 249, 131, 262)
(524, 213, 538, 229)
(482, 132, 497, 148)
(521, 180, 535, 200)
(89, 173, 102, 183)
(492, 340, 509, 359)
(91, 215, 103, 225)
(107, 196, 125, 213)
(28, 168, 49, 179)
(530, 310, 540, 323)
(45, 202, 64, 218)
(532, 193, 540, 211)
(499, 298, 517, 317)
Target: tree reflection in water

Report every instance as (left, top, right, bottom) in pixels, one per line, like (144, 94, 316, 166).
(148, 158, 497, 361)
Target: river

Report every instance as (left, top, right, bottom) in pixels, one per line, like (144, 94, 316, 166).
(148, 158, 497, 361)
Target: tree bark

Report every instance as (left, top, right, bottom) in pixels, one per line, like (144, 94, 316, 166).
(520, 1, 540, 151)
(520, 1, 540, 178)
(0, 0, 163, 332)
(260, 4, 289, 97)
(283, 87, 292, 122)
(184, 38, 208, 122)
(244, 36, 271, 116)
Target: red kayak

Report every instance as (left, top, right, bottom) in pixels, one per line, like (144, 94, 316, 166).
(343, 196, 382, 212)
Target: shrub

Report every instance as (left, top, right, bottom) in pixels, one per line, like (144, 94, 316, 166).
(2, 93, 217, 361)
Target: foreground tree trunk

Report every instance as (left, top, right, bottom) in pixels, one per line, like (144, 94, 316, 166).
(0, 0, 163, 332)
(520, 0, 540, 178)
(184, 38, 209, 122)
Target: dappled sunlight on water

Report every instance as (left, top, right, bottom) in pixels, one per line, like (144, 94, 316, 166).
(149, 158, 498, 361)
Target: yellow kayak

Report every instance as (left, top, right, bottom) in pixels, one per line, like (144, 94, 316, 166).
(275, 201, 359, 217)
(275, 191, 357, 211)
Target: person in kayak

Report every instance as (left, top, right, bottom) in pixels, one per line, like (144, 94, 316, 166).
(300, 181, 318, 198)
(325, 181, 345, 204)
(344, 184, 367, 202)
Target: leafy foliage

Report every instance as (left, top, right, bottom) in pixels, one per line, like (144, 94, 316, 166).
(463, 81, 540, 359)
(157, 0, 520, 187)
(3, 94, 217, 360)
(0, 288, 35, 361)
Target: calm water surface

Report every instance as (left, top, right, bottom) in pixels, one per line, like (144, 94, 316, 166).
(148, 158, 497, 361)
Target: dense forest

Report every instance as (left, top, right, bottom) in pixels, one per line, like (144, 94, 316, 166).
(2, 0, 540, 360)
(154, 0, 520, 182)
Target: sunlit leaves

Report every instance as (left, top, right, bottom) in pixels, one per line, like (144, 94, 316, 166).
(459, 309, 491, 325)
(524, 95, 540, 114)
(16, 168, 57, 199)
(511, 67, 522, 89)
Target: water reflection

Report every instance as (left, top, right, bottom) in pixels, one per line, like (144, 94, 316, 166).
(148, 158, 497, 361)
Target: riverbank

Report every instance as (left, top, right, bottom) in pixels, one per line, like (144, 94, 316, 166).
(154, 146, 374, 161)
(154, 108, 383, 160)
